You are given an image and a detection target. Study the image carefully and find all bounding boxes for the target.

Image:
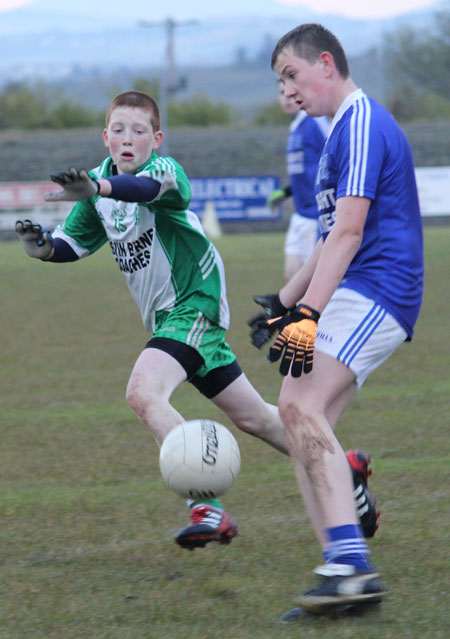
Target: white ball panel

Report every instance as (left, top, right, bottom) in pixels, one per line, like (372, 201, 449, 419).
(159, 419, 241, 499)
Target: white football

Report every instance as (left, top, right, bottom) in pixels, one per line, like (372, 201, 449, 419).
(159, 419, 241, 499)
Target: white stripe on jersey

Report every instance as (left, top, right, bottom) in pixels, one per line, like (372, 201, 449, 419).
(199, 244, 216, 280)
(187, 312, 210, 349)
(146, 157, 179, 201)
(346, 95, 371, 197)
(152, 156, 177, 177)
(96, 158, 111, 178)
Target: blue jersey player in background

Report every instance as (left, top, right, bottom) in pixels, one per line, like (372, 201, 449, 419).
(268, 79, 329, 282)
(251, 23, 424, 618)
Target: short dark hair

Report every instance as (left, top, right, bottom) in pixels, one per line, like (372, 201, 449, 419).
(271, 23, 350, 79)
(106, 91, 161, 130)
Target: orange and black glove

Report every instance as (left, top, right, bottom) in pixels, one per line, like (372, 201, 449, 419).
(267, 304, 320, 377)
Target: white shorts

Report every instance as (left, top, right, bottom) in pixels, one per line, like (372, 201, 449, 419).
(284, 214, 319, 261)
(315, 288, 408, 387)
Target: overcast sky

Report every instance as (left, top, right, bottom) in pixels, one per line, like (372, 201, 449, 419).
(278, 0, 438, 18)
(0, 0, 440, 19)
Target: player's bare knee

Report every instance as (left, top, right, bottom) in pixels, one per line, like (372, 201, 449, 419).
(280, 400, 334, 471)
(279, 399, 311, 434)
(126, 372, 172, 419)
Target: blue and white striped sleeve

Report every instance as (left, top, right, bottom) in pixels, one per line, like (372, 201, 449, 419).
(336, 96, 382, 201)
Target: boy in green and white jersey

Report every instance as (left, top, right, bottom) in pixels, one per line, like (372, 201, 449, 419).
(52, 149, 229, 335)
(16, 91, 288, 549)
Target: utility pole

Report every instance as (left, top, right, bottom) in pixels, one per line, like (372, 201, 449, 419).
(138, 17, 198, 154)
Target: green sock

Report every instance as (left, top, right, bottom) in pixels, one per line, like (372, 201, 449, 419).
(190, 498, 223, 510)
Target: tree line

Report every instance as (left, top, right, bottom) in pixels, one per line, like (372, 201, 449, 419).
(0, 79, 236, 130)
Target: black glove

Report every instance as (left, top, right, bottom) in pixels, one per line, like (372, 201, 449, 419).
(15, 219, 54, 259)
(248, 293, 290, 348)
(45, 167, 100, 202)
(267, 303, 320, 377)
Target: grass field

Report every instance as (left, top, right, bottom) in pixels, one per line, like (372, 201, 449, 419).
(1, 229, 449, 639)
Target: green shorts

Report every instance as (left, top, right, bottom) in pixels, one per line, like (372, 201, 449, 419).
(152, 305, 236, 379)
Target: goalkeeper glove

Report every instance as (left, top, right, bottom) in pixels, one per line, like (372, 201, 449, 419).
(15, 219, 54, 259)
(267, 185, 292, 209)
(45, 166, 100, 202)
(248, 293, 290, 348)
(267, 303, 320, 377)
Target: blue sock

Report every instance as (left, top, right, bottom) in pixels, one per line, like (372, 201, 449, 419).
(324, 524, 373, 571)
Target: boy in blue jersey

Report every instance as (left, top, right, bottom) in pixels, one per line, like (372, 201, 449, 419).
(251, 24, 424, 616)
(268, 80, 329, 281)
